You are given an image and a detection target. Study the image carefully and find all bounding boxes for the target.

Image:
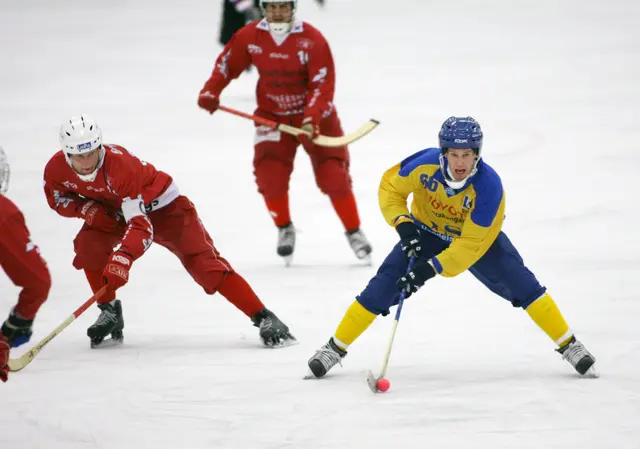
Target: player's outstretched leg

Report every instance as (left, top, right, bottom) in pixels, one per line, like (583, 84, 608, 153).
(307, 337, 347, 378)
(276, 223, 296, 266)
(251, 308, 296, 347)
(557, 336, 596, 375)
(87, 300, 124, 348)
(346, 228, 372, 262)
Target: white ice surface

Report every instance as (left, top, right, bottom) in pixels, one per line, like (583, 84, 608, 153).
(1, 1, 639, 448)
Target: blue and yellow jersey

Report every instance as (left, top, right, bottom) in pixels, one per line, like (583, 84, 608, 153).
(379, 148, 506, 277)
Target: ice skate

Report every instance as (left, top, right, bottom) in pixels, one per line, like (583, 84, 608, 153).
(305, 337, 347, 379)
(277, 223, 296, 267)
(557, 336, 597, 377)
(87, 300, 124, 348)
(251, 308, 297, 348)
(346, 228, 372, 264)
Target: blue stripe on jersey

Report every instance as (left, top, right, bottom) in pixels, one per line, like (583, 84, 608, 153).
(398, 148, 441, 177)
(469, 162, 503, 227)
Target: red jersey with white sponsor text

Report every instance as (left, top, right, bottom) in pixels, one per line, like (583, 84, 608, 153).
(201, 19, 336, 122)
(43, 144, 175, 260)
(0, 195, 51, 320)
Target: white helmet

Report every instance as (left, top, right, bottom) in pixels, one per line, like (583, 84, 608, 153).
(0, 146, 10, 195)
(260, 0, 297, 35)
(59, 114, 105, 182)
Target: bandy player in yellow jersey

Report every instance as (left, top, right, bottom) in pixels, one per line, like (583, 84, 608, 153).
(307, 116, 596, 379)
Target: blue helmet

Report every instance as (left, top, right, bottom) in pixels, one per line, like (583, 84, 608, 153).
(438, 116, 483, 154)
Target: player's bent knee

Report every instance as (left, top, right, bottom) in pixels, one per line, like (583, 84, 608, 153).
(255, 161, 291, 197)
(315, 160, 351, 196)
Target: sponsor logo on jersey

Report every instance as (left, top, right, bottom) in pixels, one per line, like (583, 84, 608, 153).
(62, 181, 78, 189)
(269, 52, 289, 59)
(462, 195, 473, 210)
(248, 44, 263, 54)
(113, 254, 131, 266)
(297, 38, 314, 50)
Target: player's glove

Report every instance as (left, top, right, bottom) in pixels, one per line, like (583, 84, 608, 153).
(198, 91, 220, 114)
(0, 333, 9, 382)
(396, 259, 436, 298)
(1, 309, 34, 348)
(81, 200, 122, 233)
(103, 251, 133, 293)
(396, 222, 423, 259)
(297, 115, 321, 147)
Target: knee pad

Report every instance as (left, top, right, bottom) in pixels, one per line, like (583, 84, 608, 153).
(315, 159, 352, 196)
(254, 160, 292, 198)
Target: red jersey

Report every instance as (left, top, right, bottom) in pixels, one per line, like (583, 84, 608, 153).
(0, 195, 51, 320)
(43, 144, 178, 260)
(201, 19, 336, 123)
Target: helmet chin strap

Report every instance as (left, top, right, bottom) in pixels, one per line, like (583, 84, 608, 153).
(65, 147, 106, 183)
(268, 20, 292, 35)
(440, 153, 479, 189)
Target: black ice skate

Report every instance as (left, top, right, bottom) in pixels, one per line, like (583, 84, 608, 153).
(87, 300, 124, 348)
(306, 337, 347, 378)
(346, 228, 372, 263)
(277, 223, 296, 266)
(251, 308, 297, 348)
(557, 336, 597, 376)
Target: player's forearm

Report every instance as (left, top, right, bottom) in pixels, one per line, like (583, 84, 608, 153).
(433, 225, 500, 277)
(118, 215, 153, 261)
(45, 188, 85, 218)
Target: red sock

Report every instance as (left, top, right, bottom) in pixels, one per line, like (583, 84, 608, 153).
(330, 192, 361, 232)
(217, 272, 265, 318)
(84, 269, 115, 304)
(263, 195, 291, 227)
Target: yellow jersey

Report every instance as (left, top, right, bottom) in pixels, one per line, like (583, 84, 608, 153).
(378, 148, 506, 277)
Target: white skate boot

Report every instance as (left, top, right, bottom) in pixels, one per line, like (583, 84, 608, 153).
(346, 228, 372, 263)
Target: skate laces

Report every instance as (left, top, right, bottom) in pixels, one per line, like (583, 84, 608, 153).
(278, 226, 295, 245)
(314, 342, 344, 370)
(348, 230, 369, 249)
(259, 316, 273, 332)
(562, 341, 587, 364)
(95, 307, 117, 326)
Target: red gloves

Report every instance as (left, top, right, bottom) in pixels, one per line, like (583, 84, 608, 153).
(198, 91, 220, 114)
(0, 333, 9, 382)
(297, 115, 321, 147)
(103, 251, 133, 292)
(81, 201, 122, 233)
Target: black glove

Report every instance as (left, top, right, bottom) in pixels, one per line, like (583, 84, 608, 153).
(396, 222, 423, 258)
(396, 259, 436, 298)
(1, 310, 33, 348)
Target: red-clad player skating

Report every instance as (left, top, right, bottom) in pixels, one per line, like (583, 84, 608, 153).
(0, 147, 52, 382)
(43, 115, 295, 348)
(198, 0, 372, 266)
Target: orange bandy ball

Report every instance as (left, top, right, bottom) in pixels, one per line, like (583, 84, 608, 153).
(376, 378, 390, 392)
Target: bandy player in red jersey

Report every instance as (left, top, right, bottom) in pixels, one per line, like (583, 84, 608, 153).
(43, 115, 295, 348)
(198, 0, 372, 266)
(0, 147, 52, 382)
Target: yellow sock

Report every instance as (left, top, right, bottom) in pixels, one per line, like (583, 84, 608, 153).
(525, 292, 573, 347)
(333, 300, 377, 350)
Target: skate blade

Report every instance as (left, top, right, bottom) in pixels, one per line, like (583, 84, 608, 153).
(583, 365, 599, 378)
(283, 255, 293, 267)
(90, 337, 124, 349)
(359, 254, 373, 266)
(265, 336, 299, 349)
(303, 369, 318, 380)
(366, 370, 381, 393)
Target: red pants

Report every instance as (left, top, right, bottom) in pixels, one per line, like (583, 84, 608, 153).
(253, 111, 353, 200)
(72, 196, 232, 295)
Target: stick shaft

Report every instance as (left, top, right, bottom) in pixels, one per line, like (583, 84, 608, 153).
(8, 286, 107, 372)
